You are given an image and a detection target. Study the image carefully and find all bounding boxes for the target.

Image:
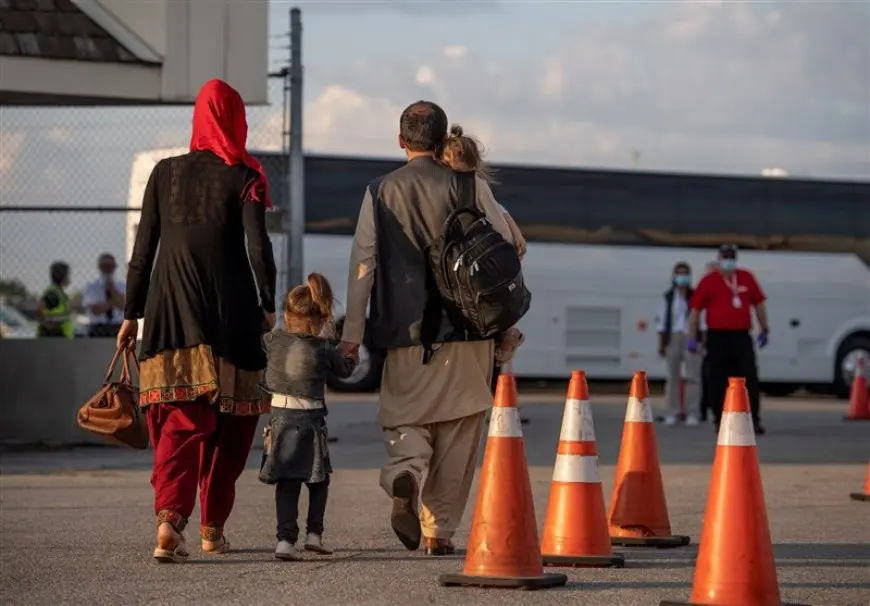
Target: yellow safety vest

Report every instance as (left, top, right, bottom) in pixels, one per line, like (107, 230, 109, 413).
(38, 284, 75, 339)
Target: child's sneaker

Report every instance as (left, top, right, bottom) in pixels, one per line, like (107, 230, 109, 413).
(685, 413, 700, 426)
(664, 414, 680, 426)
(304, 533, 333, 555)
(275, 540, 302, 561)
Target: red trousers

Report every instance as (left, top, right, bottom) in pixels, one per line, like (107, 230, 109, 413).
(147, 401, 259, 540)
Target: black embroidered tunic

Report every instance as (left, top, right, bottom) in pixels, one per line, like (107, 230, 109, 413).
(125, 150, 277, 371)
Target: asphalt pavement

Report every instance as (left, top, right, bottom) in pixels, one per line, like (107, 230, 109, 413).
(2, 393, 869, 606)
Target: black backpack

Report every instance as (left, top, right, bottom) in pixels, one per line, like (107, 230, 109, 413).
(422, 172, 531, 362)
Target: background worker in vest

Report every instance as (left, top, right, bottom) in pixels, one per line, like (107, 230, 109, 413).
(36, 261, 74, 339)
(688, 244, 769, 434)
(656, 261, 702, 426)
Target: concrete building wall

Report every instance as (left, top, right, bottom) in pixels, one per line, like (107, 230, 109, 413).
(0, 0, 268, 105)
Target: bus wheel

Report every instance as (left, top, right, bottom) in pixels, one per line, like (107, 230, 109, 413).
(326, 317, 385, 393)
(833, 334, 870, 400)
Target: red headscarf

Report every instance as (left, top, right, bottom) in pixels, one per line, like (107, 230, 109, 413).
(189, 78, 272, 208)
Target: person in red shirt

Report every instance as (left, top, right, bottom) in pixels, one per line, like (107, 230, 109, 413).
(688, 244, 770, 434)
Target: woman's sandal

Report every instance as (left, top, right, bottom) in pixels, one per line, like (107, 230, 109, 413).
(202, 536, 231, 555)
(153, 522, 190, 564)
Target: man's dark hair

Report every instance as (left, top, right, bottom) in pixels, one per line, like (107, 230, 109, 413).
(50, 261, 70, 285)
(399, 101, 448, 152)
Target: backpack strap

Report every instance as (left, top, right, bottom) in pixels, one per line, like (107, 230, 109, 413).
(455, 171, 478, 211)
(420, 173, 478, 365)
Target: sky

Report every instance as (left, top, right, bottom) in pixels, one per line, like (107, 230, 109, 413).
(0, 0, 868, 294)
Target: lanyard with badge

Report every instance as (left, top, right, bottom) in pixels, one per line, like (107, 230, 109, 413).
(724, 273, 742, 308)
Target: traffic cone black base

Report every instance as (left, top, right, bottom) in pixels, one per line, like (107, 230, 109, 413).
(438, 572, 567, 590)
(611, 535, 691, 549)
(843, 416, 870, 422)
(850, 492, 870, 502)
(543, 553, 625, 568)
(660, 600, 808, 606)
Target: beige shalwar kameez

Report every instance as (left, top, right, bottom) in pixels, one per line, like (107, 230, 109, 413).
(341, 175, 514, 541)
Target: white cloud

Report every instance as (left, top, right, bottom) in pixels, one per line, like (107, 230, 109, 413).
(765, 10, 782, 28)
(414, 65, 435, 86)
(300, 1, 869, 178)
(443, 45, 467, 59)
(540, 57, 564, 100)
(302, 85, 406, 157)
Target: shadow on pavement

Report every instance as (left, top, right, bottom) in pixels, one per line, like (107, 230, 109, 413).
(1, 397, 866, 475)
(325, 400, 870, 468)
(571, 580, 689, 590)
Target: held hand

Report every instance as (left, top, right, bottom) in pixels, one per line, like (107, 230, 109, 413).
(756, 330, 769, 349)
(515, 235, 527, 260)
(687, 336, 699, 354)
(338, 341, 360, 362)
(116, 319, 138, 350)
(263, 311, 276, 331)
(511, 226, 527, 260)
(658, 348, 666, 358)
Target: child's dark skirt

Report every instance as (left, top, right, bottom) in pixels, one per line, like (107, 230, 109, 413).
(259, 407, 332, 485)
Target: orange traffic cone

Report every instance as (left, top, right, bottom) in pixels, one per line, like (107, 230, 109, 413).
(844, 356, 870, 421)
(660, 378, 808, 606)
(438, 373, 567, 590)
(609, 371, 690, 548)
(849, 460, 870, 502)
(541, 371, 625, 568)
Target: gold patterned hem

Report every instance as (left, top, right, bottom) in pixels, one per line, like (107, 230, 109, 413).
(139, 344, 269, 416)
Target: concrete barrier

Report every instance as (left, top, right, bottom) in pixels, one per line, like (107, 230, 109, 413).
(0, 339, 273, 447)
(0, 339, 124, 445)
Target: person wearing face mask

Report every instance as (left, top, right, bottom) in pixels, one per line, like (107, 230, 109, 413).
(656, 262, 702, 426)
(82, 253, 126, 338)
(688, 245, 769, 434)
(697, 260, 719, 424)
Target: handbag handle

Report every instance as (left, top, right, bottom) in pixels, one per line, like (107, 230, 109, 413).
(104, 344, 141, 385)
(119, 346, 141, 385)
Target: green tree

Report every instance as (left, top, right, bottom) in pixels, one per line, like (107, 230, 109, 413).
(0, 279, 32, 302)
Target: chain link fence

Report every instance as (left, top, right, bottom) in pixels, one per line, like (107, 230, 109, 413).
(0, 103, 283, 322)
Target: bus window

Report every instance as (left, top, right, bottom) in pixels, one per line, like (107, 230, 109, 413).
(768, 180, 862, 238)
(251, 151, 869, 262)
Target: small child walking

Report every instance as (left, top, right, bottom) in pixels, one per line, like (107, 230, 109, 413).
(258, 272, 357, 561)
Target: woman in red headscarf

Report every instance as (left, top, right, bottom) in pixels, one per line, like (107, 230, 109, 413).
(117, 79, 277, 563)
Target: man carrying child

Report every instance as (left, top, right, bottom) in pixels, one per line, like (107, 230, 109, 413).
(339, 101, 517, 556)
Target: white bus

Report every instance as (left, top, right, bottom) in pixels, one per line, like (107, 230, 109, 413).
(126, 149, 870, 399)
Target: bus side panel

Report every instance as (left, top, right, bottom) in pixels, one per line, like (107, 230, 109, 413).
(510, 291, 567, 378)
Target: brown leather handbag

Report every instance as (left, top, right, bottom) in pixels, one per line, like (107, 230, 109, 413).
(76, 345, 150, 449)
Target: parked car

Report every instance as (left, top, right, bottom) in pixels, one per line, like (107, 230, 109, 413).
(0, 299, 37, 339)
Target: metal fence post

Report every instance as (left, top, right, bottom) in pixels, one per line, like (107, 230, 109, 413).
(287, 7, 304, 290)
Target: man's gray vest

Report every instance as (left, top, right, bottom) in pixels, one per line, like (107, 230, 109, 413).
(368, 156, 475, 351)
